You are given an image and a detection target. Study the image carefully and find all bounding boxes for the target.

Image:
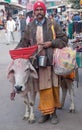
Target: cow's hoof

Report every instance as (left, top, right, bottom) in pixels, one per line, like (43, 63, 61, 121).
(69, 109, 75, 113)
(24, 100, 27, 105)
(23, 116, 29, 120)
(28, 119, 35, 124)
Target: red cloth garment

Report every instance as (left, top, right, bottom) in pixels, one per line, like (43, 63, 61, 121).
(9, 45, 38, 60)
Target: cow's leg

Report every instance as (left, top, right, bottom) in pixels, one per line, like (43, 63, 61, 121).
(28, 78, 38, 123)
(28, 91, 37, 123)
(9, 73, 16, 100)
(67, 80, 75, 113)
(29, 103, 35, 123)
(23, 95, 30, 120)
(61, 79, 67, 108)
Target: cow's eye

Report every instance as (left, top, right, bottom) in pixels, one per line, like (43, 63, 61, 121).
(25, 68, 29, 72)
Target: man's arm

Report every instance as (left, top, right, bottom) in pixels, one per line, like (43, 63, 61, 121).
(40, 22, 68, 49)
(51, 22, 68, 49)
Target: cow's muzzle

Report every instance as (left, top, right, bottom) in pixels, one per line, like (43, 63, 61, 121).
(15, 86, 23, 93)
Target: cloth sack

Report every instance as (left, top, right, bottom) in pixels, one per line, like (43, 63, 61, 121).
(53, 47, 76, 76)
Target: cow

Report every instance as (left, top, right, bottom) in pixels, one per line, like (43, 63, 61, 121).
(59, 77, 75, 113)
(7, 58, 39, 123)
(60, 68, 79, 113)
(59, 68, 79, 113)
(7, 59, 76, 125)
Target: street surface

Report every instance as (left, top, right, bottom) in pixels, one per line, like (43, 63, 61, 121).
(0, 30, 82, 130)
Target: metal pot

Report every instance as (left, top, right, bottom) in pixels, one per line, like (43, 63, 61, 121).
(38, 56, 47, 67)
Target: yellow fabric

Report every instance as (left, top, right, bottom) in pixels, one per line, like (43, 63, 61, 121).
(53, 87, 61, 107)
(51, 25, 56, 40)
(80, 0, 82, 5)
(38, 87, 61, 115)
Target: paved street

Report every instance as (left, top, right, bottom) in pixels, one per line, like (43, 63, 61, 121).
(0, 30, 82, 130)
(0, 29, 21, 44)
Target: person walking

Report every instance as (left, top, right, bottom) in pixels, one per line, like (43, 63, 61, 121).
(6, 16, 16, 44)
(20, 14, 26, 38)
(16, 1, 68, 124)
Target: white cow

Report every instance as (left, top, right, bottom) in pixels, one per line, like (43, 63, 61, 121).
(7, 58, 39, 123)
(7, 58, 76, 124)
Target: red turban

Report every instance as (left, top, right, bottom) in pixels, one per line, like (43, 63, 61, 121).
(33, 1, 46, 14)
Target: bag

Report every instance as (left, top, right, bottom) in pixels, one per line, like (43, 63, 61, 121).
(53, 47, 76, 75)
(63, 71, 75, 80)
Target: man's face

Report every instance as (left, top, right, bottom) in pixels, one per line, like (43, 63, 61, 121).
(9, 17, 12, 21)
(19, 14, 22, 19)
(34, 7, 45, 20)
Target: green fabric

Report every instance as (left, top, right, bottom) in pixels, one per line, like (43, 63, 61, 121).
(5, 0, 11, 3)
(50, 2, 55, 6)
(68, 22, 73, 39)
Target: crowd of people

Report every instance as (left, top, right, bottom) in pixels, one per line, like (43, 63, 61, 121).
(2, 11, 66, 44)
(1, 3, 82, 44)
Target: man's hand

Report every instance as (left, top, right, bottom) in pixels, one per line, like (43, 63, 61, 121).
(39, 41, 52, 49)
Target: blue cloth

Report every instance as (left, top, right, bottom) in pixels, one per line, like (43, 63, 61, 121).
(54, 15, 60, 25)
(35, 18, 46, 26)
(73, 15, 81, 22)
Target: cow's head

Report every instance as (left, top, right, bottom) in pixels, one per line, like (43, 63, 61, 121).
(8, 58, 38, 93)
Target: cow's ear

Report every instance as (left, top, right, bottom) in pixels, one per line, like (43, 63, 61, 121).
(8, 69, 14, 74)
(7, 61, 14, 78)
(29, 63, 38, 79)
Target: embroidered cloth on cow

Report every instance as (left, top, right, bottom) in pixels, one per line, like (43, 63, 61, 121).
(9, 45, 38, 60)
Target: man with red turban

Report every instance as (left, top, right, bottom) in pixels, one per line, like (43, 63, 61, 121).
(16, 1, 68, 124)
